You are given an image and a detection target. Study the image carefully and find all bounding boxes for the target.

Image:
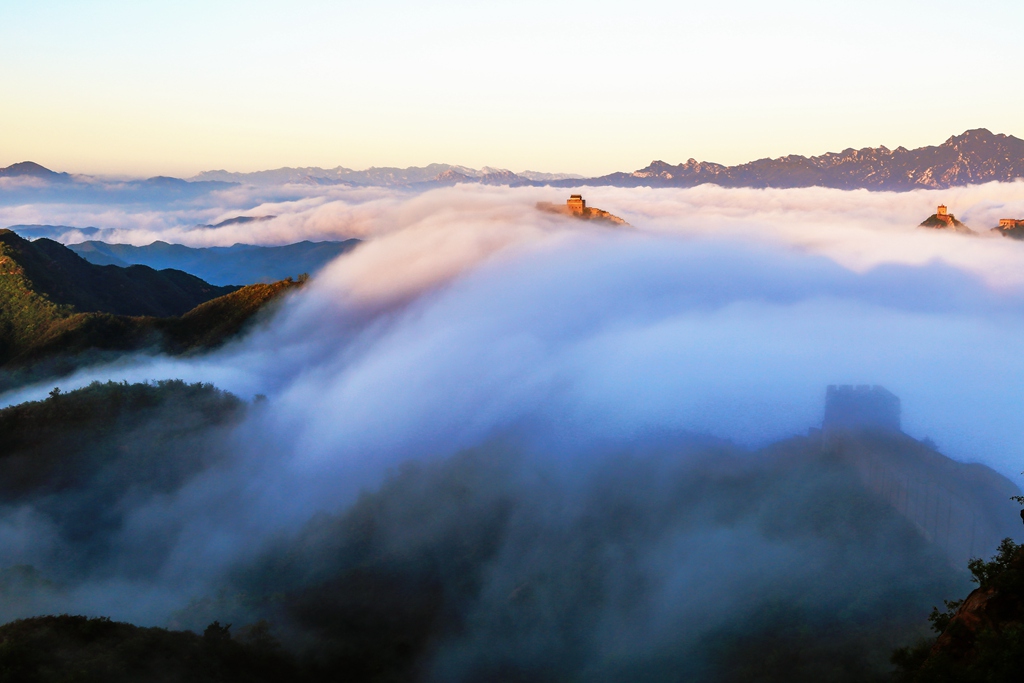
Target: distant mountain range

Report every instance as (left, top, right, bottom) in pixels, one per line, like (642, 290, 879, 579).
(0, 161, 70, 181)
(0, 165, 234, 206)
(3, 129, 1022, 192)
(66, 238, 360, 286)
(589, 129, 1024, 191)
(6, 225, 105, 241)
(190, 164, 585, 187)
(188, 129, 1024, 191)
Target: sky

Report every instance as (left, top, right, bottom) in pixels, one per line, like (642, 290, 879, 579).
(1, 0, 1022, 177)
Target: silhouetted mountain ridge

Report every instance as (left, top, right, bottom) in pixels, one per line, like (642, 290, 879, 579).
(67, 238, 360, 286)
(0, 230, 303, 387)
(0, 161, 69, 180)
(589, 129, 1024, 190)
(0, 229, 235, 318)
(5, 129, 1022, 192)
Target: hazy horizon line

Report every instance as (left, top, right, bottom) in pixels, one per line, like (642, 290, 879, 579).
(5, 127, 1019, 182)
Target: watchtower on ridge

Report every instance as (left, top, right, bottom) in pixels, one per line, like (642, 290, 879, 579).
(823, 385, 901, 433)
(567, 194, 586, 214)
(935, 205, 955, 225)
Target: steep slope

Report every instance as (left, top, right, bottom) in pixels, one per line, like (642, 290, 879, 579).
(811, 429, 1020, 568)
(992, 219, 1024, 241)
(893, 540, 1024, 681)
(190, 428, 996, 682)
(536, 200, 629, 225)
(157, 279, 302, 352)
(67, 239, 360, 286)
(0, 230, 235, 317)
(0, 387, 1017, 681)
(919, 213, 975, 235)
(0, 380, 242, 501)
(0, 278, 302, 392)
(7, 278, 302, 370)
(0, 230, 304, 388)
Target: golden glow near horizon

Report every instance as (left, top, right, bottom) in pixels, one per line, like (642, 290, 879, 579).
(1, 0, 1022, 177)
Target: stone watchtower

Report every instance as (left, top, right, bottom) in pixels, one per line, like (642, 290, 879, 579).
(822, 385, 901, 433)
(567, 194, 586, 214)
(934, 205, 955, 225)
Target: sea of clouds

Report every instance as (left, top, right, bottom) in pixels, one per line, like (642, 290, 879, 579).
(5, 180, 1024, 461)
(2, 180, 1024, 627)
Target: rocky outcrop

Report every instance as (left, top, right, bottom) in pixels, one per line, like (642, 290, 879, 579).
(992, 219, 1024, 240)
(919, 213, 974, 235)
(893, 541, 1024, 681)
(943, 546, 1023, 656)
(535, 201, 629, 226)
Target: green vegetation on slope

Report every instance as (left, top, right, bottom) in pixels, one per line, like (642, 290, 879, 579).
(0, 236, 72, 363)
(0, 228, 305, 390)
(0, 379, 243, 499)
(8, 277, 303, 368)
(0, 230, 235, 317)
(193, 435, 967, 683)
(892, 540, 1024, 681)
(0, 380, 245, 603)
(158, 279, 302, 352)
(0, 380, 1010, 682)
(0, 616, 300, 683)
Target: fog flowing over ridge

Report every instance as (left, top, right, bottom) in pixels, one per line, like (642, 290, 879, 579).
(2, 183, 1024, 657)
(6, 183, 1024, 453)
(6, 180, 1024, 282)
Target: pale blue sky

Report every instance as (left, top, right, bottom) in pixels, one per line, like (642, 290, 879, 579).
(1, 0, 1021, 176)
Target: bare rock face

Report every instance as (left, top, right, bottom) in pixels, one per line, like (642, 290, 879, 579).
(933, 585, 1003, 656)
(919, 213, 975, 235)
(932, 544, 1024, 659)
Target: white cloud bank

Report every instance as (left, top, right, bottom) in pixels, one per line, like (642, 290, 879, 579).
(4, 181, 1024, 625)
(6, 181, 1024, 468)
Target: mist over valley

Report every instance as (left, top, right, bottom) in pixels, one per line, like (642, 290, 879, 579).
(4, 138, 1024, 680)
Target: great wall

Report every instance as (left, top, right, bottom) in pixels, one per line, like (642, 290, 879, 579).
(812, 385, 1020, 568)
(536, 194, 629, 226)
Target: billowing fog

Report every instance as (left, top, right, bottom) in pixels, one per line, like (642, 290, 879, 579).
(2, 180, 1023, 680)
